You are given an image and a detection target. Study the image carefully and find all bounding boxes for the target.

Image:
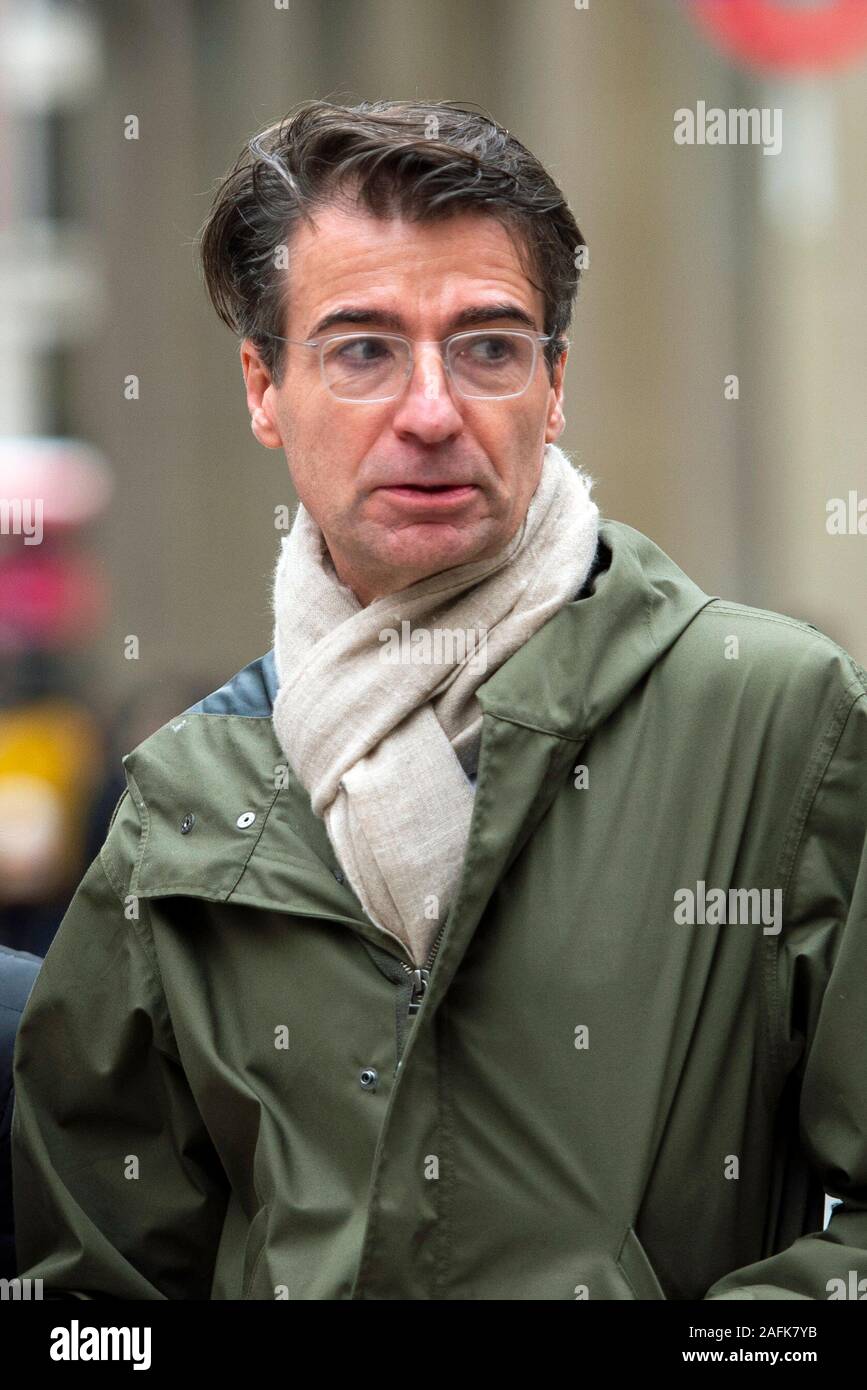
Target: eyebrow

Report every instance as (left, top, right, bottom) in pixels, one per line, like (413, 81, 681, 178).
(308, 301, 539, 338)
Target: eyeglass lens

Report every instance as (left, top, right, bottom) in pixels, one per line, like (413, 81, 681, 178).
(320, 332, 537, 400)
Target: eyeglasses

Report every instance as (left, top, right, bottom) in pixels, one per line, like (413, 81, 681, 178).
(260, 329, 560, 402)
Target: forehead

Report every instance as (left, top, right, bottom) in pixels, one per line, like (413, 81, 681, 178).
(282, 202, 544, 331)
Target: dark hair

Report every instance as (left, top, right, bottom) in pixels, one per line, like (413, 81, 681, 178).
(197, 98, 587, 386)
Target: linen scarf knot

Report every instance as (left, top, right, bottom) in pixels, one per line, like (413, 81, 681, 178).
(271, 442, 600, 966)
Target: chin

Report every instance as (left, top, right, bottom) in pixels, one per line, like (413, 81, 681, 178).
(393, 533, 485, 576)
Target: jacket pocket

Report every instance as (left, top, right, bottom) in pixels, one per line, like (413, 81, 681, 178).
(616, 1225, 667, 1300)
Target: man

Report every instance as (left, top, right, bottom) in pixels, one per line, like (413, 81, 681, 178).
(11, 99, 867, 1301)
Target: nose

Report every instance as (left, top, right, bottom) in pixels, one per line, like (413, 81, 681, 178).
(390, 342, 464, 444)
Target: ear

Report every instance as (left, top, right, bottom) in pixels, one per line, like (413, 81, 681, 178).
(240, 339, 283, 449)
(544, 346, 567, 443)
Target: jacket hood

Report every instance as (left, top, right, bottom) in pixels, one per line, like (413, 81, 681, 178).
(114, 519, 719, 918)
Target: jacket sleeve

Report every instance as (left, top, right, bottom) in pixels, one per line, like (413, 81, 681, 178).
(704, 682, 867, 1300)
(11, 805, 230, 1300)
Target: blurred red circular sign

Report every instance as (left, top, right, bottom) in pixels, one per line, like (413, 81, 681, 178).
(689, 0, 867, 72)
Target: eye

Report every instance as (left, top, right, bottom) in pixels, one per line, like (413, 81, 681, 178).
(333, 335, 394, 366)
(463, 334, 518, 363)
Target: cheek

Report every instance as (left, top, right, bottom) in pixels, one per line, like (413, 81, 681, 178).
(498, 411, 546, 483)
(509, 434, 546, 514)
(288, 416, 383, 516)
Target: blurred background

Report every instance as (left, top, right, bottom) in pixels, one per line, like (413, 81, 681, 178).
(1, 0, 866, 954)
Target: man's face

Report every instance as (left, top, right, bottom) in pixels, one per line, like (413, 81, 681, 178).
(241, 202, 567, 605)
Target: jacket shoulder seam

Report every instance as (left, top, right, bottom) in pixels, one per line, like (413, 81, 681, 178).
(700, 602, 867, 676)
(99, 842, 130, 905)
(700, 601, 821, 634)
(99, 786, 142, 903)
(124, 766, 154, 897)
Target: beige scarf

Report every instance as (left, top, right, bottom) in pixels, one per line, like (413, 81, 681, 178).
(270, 442, 600, 966)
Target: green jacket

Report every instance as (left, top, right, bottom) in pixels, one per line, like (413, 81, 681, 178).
(11, 519, 867, 1300)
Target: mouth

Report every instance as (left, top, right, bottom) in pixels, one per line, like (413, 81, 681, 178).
(377, 483, 479, 510)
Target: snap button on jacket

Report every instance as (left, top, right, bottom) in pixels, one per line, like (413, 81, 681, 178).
(10, 519, 867, 1300)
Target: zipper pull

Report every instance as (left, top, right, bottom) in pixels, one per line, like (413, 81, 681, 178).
(407, 967, 430, 1016)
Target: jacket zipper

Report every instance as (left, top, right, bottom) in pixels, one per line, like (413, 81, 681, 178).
(354, 918, 450, 1072)
(401, 917, 448, 1017)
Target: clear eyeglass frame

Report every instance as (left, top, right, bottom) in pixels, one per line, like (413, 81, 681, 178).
(257, 328, 564, 403)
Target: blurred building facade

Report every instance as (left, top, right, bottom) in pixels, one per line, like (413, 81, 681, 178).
(3, 0, 867, 809)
